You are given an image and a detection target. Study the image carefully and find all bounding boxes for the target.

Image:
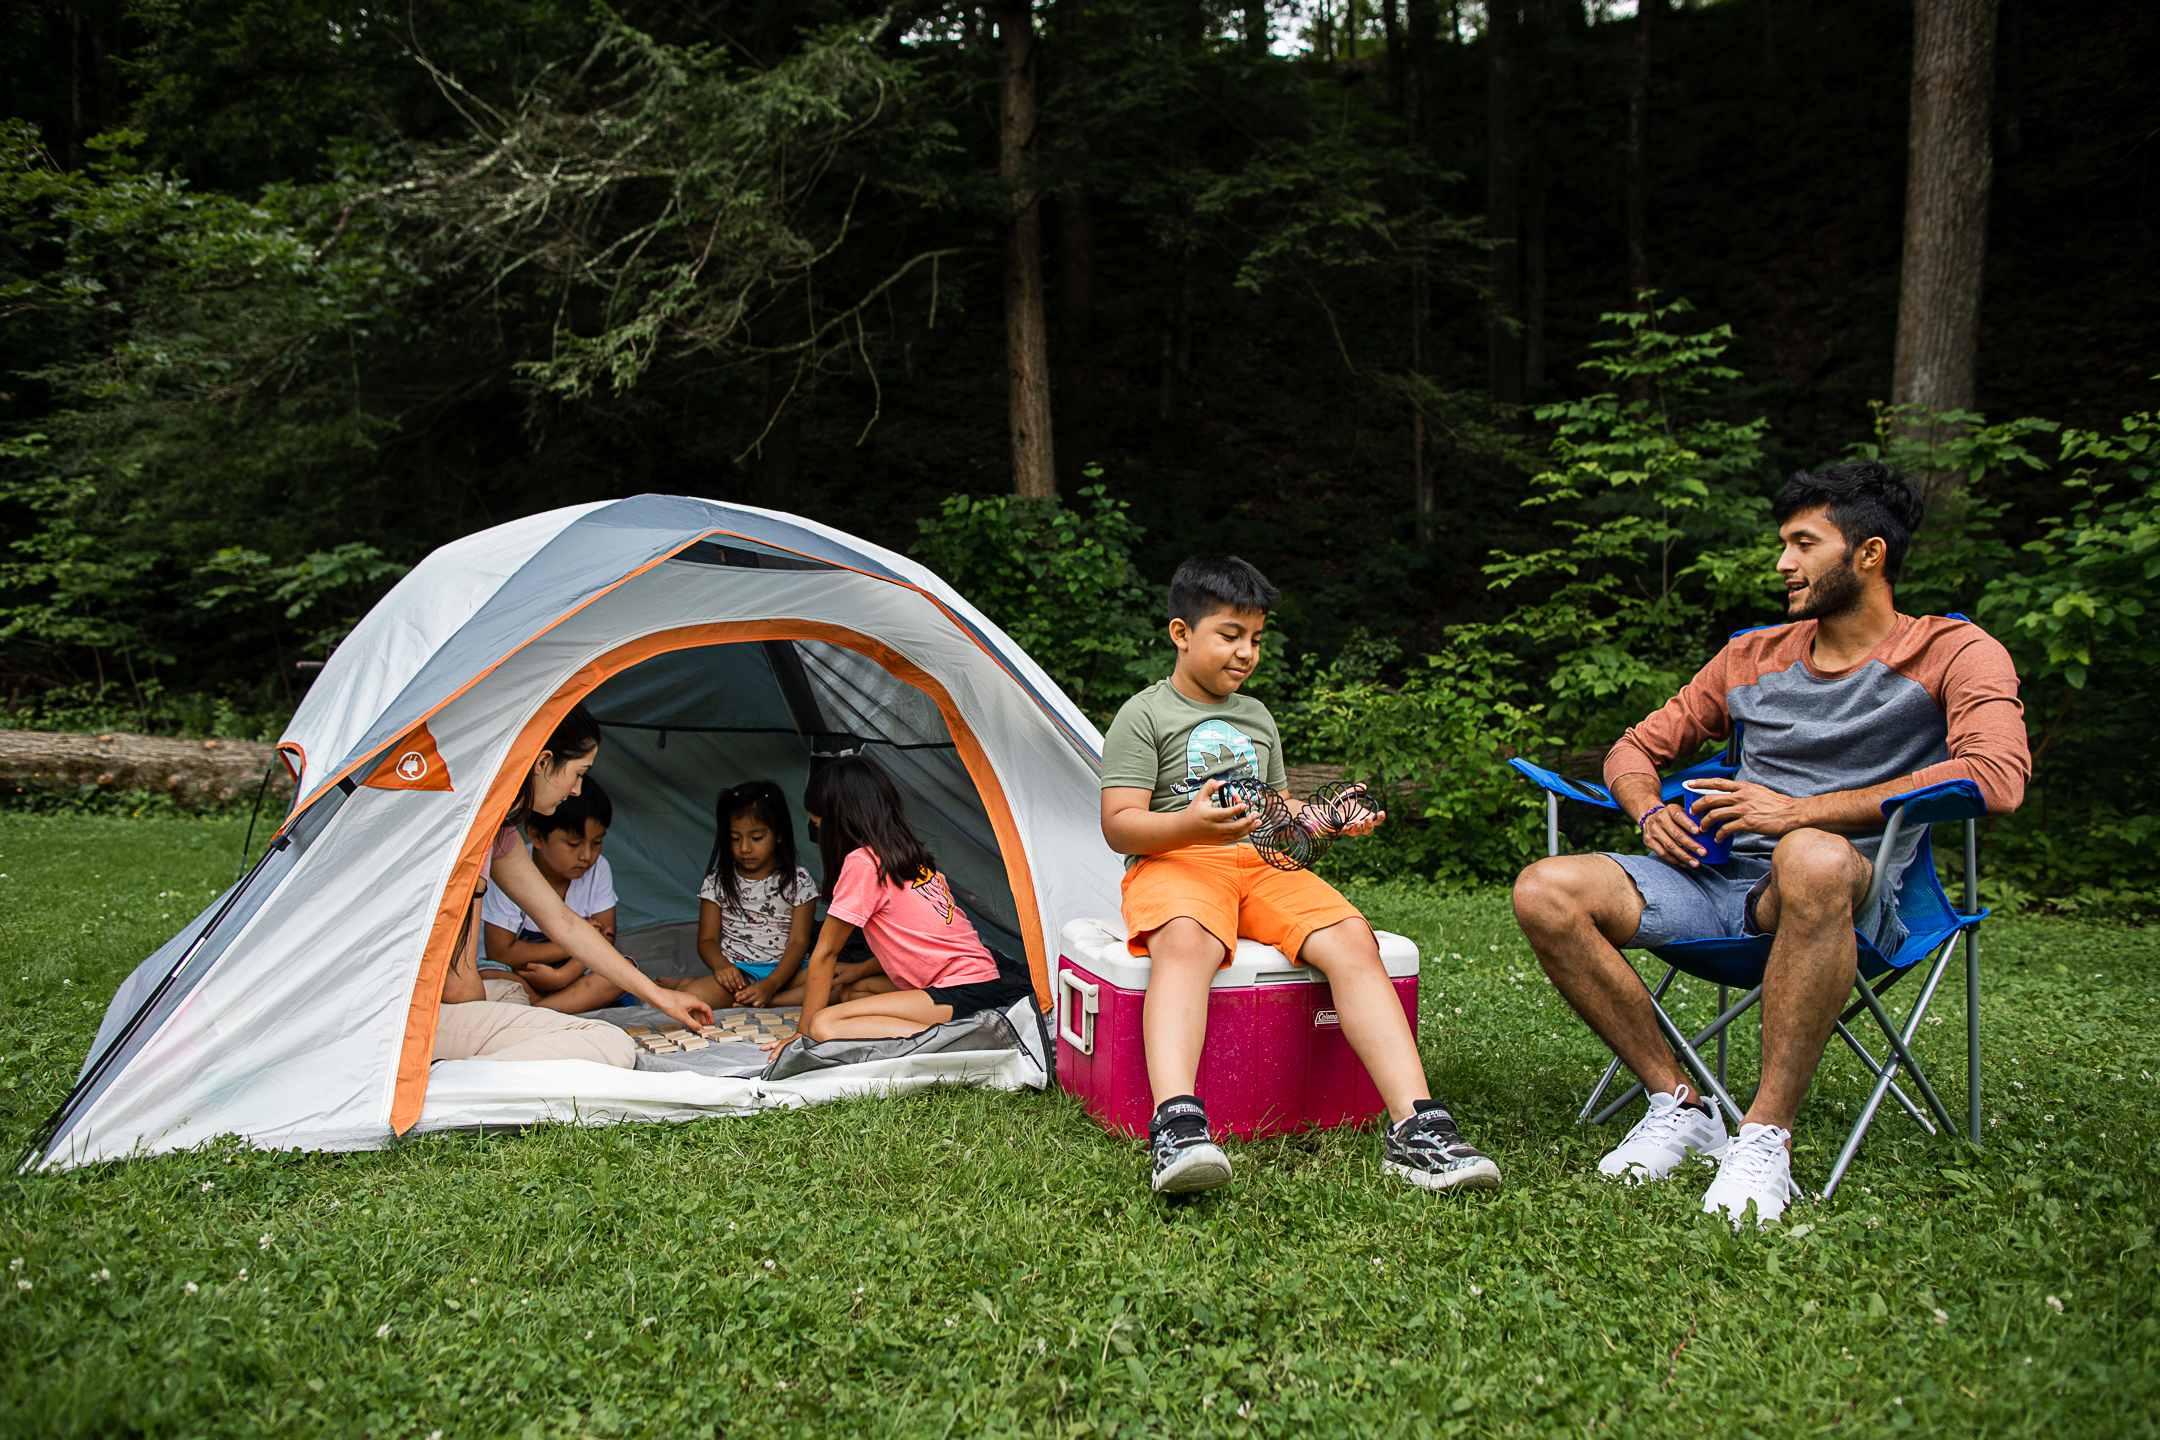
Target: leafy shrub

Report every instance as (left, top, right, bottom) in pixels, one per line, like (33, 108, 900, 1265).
(1304, 636, 1559, 889)
(913, 477, 1164, 723)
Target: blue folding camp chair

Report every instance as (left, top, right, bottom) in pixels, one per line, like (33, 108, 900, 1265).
(1508, 721, 1988, 1199)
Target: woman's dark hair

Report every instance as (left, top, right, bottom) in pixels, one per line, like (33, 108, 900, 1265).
(506, 702, 604, 830)
(703, 779, 798, 914)
(527, 775, 612, 842)
(802, 755, 936, 895)
(1168, 553, 1280, 629)
(1772, 460, 1926, 583)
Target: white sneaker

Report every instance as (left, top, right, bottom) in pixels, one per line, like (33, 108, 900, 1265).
(1701, 1122, 1802, 1227)
(1597, 1086, 1728, 1184)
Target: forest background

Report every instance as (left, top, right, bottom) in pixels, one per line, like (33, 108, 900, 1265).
(1, 0, 2154, 910)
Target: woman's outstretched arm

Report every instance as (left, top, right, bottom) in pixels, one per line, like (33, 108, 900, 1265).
(491, 843, 714, 1030)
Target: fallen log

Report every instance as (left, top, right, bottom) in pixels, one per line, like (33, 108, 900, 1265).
(0, 730, 294, 809)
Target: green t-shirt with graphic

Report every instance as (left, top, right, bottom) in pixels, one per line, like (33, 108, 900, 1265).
(1099, 679, 1289, 852)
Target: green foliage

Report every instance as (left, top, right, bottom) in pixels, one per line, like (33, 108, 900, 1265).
(1301, 635, 1558, 888)
(1483, 299, 1778, 741)
(913, 477, 1162, 720)
(3, 816, 2158, 1436)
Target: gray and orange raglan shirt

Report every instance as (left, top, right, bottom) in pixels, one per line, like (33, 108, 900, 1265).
(1603, 614, 2032, 894)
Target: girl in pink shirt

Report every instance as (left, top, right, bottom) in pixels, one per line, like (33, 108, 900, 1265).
(773, 756, 1033, 1048)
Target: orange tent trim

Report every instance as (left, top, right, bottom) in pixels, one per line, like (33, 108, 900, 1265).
(388, 621, 1052, 1135)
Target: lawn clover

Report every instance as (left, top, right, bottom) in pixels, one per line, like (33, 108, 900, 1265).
(728, 1222, 737, 1231)
(200, 1182, 214, 1193)
(1237, 1401, 1252, 1418)
(945, 1318, 957, 1328)
(2046, 1295, 2064, 1314)
(14, 1279, 28, 1292)
(259, 1234, 273, 1250)
(1372, 1257, 1384, 1270)
(1932, 1308, 1948, 1324)
(184, 1282, 199, 1295)
(375, 1324, 392, 1339)
(1203, 1396, 1215, 1410)
(93, 1269, 110, 1283)
(7, 1259, 18, 1272)
(1468, 1284, 1483, 1297)
(641, 1316, 655, 1328)
(236, 1268, 247, 1282)
(1868, 1216, 1882, 1230)
(762, 1260, 775, 1271)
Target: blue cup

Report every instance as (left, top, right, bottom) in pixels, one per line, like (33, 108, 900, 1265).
(1687, 792, 1734, 865)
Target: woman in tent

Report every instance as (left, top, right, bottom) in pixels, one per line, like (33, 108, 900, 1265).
(434, 705, 714, 1063)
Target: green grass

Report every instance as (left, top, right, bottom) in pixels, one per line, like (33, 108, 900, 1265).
(0, 814, 2156, 1438)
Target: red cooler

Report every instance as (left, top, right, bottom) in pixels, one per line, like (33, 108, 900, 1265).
(1053, 917, 1421, 1140)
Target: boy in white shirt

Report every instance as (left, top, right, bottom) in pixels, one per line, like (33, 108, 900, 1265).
(481, 779, 624, 1011)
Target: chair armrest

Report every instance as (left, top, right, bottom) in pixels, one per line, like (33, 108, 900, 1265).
(1879, 779, 1988, 826)
(1506, 758, 1619, 810)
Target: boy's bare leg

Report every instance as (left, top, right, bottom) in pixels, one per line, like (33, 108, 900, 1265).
(1296, 918, 1429, 1124)
(535, 969, 649, 1015)
(1141, 917, 1226, 1107)
(1742, 830, 1870, 1131)
(1512, 854, 1684, 1098)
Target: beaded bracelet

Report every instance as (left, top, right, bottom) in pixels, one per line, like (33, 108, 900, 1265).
(1636, 805, 1666, 832)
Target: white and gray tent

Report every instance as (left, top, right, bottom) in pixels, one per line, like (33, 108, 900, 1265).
(33, 497, 1122, 1169)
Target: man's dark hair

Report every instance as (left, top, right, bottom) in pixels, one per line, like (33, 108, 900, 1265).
(1167, 553, 1280, 629)
(1772, 460, 1927, 583)
(527, 775, 612, 841)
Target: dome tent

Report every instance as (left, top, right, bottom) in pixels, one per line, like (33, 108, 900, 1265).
(34, 497, 1120, 1170)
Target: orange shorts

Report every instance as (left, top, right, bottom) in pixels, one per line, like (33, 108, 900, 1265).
(1120, 843, 1364, 965)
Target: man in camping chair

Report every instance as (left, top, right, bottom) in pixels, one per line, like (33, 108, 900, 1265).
(1511, 461, 2029, 1223)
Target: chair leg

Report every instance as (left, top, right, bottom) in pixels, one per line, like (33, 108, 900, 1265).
(1823, 937, 1962, 1198)
(1833, 1020, 1935, 1134)
(1648, 997, 1746, 1126)
(1853, 950, 1962, 1139)
(1547, 791, 1561, 859)
(1580, 966, 1677, 1123)
(1591, 984, 1762, 1126)
(1717, 985, 1728, 1088)
(1966, 927, 1982, 1146)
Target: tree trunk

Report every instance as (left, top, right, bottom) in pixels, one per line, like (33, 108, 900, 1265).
(1001, 0, 1057, 499)
(1626, 0, 1657, 301)
(1381, 0, 1405, 112)
(1893, 0, 1998, 493)
(0, 731, 294, 809)
(1412, 263, 1435, 546)
(1525, 157, 1548, 391)
(1243, 0, 1270, 55)
(1056, 185, 1098, 488)
(1486, 2, 1522, 409)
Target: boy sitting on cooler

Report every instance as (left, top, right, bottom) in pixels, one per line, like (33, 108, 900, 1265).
(1099, 554, 1500, 1196)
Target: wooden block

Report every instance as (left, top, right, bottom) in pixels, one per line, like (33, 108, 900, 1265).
(675, 1035, 710, 1050)
(625, 1026, 655, 1036)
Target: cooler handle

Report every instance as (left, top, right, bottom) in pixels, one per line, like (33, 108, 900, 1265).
(1055, 968, 1099, 1056)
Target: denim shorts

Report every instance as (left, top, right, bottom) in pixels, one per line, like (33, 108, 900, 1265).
(1606, 850, 1907, 957)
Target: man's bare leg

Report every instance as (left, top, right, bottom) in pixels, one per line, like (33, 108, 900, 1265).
(1513, 854, 1680, 1096)
(1743, 828, 1871, 1131)
(1140, 917, 1226, 1108)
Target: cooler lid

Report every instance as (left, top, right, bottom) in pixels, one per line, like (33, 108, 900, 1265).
(1057, 917, 1419, 992)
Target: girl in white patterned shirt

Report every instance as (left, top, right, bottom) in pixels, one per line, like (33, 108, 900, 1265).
(660, 780, 827, 1010)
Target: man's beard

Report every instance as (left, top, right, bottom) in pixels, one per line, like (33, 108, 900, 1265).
(1788, 555, 1864, 621)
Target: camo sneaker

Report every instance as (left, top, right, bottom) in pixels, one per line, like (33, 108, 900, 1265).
(1149, 1096, 1233, 1195)
(1383, 1100, 1502, 1191)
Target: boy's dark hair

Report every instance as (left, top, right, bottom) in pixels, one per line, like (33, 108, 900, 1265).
(527, 775, 611, 842)
(1773, 460, 1926, 583)
(507, 702, 604, 829)
(1167, 553, 1280, 629)
(703, 779, 799, 914)
(802, 755, 936, 896)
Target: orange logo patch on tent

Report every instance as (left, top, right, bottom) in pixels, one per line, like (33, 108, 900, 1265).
(365, 723, 453, 792)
